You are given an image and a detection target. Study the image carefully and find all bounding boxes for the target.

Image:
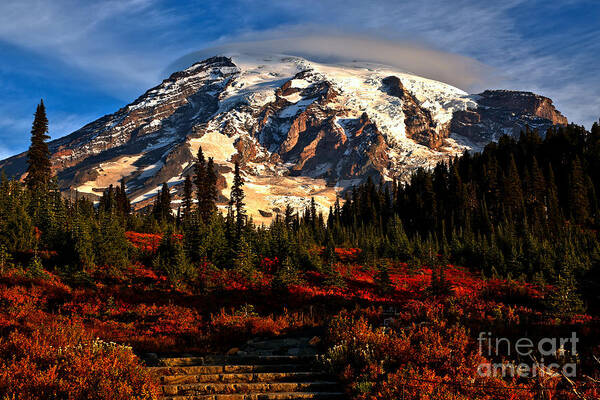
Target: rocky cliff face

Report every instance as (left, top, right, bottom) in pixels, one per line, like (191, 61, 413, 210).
(450, 90, 567, 145)
(381, 76, 448, 149)
(0, 54, 567, 222)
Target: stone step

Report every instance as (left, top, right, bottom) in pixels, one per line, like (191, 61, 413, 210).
(151, 364, 317, 376)
(161, 382, 341, 396)
(160, 355, 317, 367)
(160, 392, 346, 400)
(160, 372, 330, 385)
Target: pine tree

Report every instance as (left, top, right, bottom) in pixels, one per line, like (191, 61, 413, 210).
(116, 179, 131, 217)
(324, 230, 336, 265)
(568, 157, 590, 224)
(526, 157, 546, 226)
(25, 100, 52, 190)
(272, 256, 302, 292)
(310, 197, 317, 228)
(546, 165, 562, 229)
(503, 155, 524, 217)
(194, 146, 218, 223)
(375, 261, 394, 295)
(199, 157, 218, 222)
(94, 211, 129, 270)
(70, 212, 95, 271)
(182, 174, 193, 220)
(229, 161, 246, 241)
(233, 235, 256, 279)
(153, 183, 172, 222)
(154, 227, 193, 286)
(387, 215, 412, 261)
(546, 270, 585, 320)
(430, 265, 453, 296)
(284, 203, 294, 229)
(195, 147, 207, 214)
(99, 184, 116, 213)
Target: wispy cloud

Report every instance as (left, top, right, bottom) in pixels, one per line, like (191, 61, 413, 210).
(0, 0, 182, 94)
(172, 30, 497, 91)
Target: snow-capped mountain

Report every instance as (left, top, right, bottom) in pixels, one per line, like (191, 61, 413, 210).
(0, 53, 567, 223)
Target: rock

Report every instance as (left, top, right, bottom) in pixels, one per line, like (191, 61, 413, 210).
(227, 347, 240, 355)
(450, 90, 567, 145)
(382, 75, 446, 149)
(283, 338, 300, 347)
(258, 210, 273, 217)
(287, 347, 301, 356)
(300, 347, 317, 356)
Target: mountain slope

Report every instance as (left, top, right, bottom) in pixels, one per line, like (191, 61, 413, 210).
(0, 53, 567, 223)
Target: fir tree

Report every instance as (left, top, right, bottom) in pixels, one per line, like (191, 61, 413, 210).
(272, 256, 302, 293)
(546, 271, 585, 320)
(25, 100, 52, 190)
(153, 183, 173, 222)
(198, 157, 218, 222)
(284, 203, 294, 229)
(182, 174, 193, 221)
(233, 235, 256, 279)
(116, 179, 131, 217)
(568, 157, 590, 224)
(375, 262, 394, 295)
(194, 147, 211, 222)
(229, 161, 246, 242)
(154, 227, 193, 286)
(502, 155, 524, 217)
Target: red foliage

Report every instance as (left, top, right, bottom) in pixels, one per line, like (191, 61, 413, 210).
(0, 318, 159, 399)
(125, 231, 182, 253)
(1, 240, 599, 399)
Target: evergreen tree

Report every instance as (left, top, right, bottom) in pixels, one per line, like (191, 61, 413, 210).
(194, 147, 208, 221)
(324, 230, 336, 265)
(284, 203, 294, 229)
(182, 174, 193, 221)
(375, 262, 394, 295)
(154, 227, 193, 285)
(546, 165, 562, 229)
(568, 157, 590, 224)
(198, 157, 218, 222)
(116, 179, 131, 217)
(546, 271, 585, 320)
(68, 209, 95, 271)
(430, 265, 453, 296)
(229, 161, 246, 242)
(25, 100, 52, 190)
(94, 211, 129, 270)
(233, 236, 256, 279)
(502, 155, 524, 217)
(153, 183, 173, 222)
(387, 215, 412, 261)
(272, 256, 302, 292)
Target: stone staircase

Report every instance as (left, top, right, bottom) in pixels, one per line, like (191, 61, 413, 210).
(147, 337, 346, 400)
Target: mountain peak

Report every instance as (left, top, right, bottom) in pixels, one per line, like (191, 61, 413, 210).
(0, 55, 566, 223)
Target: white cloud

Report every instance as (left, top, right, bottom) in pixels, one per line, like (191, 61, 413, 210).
(0, 0, 180, 96)
(171, 31, 497, 92)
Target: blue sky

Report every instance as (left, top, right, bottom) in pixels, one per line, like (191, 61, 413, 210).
(0, 0, 598, 159)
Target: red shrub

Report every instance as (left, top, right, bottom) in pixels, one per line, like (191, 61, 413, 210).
(0, 318, 159, 399)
